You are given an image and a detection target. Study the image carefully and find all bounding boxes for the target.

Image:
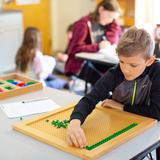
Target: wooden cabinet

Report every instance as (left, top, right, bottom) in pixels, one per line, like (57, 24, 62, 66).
(118, 0, 135, 27)
(96, 0, 135, 27)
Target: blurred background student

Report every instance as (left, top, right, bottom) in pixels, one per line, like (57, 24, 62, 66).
(154, 24, 160, 58)
(65, 0, 121, 77)
(55, 24, 73, 74)
(15, 27, 69, 89)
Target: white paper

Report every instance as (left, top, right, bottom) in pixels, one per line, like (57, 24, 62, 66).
(77, 53, 105, 60)
(98, 45, 119, 63)
(1, 99, 60, 118)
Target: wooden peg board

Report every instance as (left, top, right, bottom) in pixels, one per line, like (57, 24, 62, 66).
(0, 73, 43, 100)
(13, 105, 157, 160)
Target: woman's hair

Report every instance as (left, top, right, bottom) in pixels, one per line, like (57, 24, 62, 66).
(116, 27, 155, 58)
(66, 24, 73, 32)
(16, 27, 41, 72)
(89, 0, 121, 22)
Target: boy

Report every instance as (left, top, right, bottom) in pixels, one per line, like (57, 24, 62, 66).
(66, 27, 160, 149)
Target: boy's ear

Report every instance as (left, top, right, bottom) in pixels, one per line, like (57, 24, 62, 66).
(146, 55, 155, 66)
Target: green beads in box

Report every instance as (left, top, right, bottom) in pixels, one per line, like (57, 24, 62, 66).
(85, 123, 138, 150)
(51, 119, 70, 129)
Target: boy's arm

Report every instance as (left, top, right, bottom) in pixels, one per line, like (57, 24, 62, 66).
(70, 69, 116, 124)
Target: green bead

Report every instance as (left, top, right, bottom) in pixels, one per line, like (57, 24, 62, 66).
(55, 120, 59, 123)
(0, 81, 4, 85)
(51, 120, 57, 126)
(63, 119, 70, 124)
(5, 86, 14, 90)
(26, 81, 36, 85)
(6, 79, 14, 83)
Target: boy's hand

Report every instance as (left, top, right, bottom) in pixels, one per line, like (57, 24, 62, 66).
(101, 99, 124, 111)
(66, 119, 87, 148)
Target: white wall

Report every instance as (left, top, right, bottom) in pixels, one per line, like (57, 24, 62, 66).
(51, 0, 96, 52)
(0, 0, 3, 9)
(0, 12, 23, 73)
(135, 0, 160, 32)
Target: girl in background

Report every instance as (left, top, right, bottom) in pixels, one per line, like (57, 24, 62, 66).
(55, 24, 73, 74)
(56, 24, 73, 63)
(65, 0, 121, 76)
(16, 27, 68, 89)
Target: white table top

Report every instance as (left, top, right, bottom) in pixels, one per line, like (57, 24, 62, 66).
(76, 52, 119, 65)
(0, 87, 160, 160)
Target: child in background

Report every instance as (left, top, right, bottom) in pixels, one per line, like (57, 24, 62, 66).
(154, 24, 160, 58)
(55, 24, 73, 74)
(65, 0, 121, 76)
(56, 24, 73, 63)
(15, 27, 68, 89)
(67, 27, 160, 154)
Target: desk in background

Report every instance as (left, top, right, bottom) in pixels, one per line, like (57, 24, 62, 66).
(76, 52, 118, 66)
(75, 52, 118, 93)
(0, 87, 160, 160)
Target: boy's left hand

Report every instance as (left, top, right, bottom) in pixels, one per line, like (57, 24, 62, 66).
(101, 99, 124, 111)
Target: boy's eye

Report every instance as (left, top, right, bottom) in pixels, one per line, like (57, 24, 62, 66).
(119, 61, 124, 64)
(119, 61, 140, 68)
(130, 64, 139, 68)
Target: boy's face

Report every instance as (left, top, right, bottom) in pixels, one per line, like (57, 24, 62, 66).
(118, 53, 154, 81)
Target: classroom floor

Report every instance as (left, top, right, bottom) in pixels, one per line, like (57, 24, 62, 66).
(53, 70, 88, 96)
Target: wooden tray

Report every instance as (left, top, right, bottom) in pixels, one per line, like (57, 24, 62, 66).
(13, 105, 157, 160)
(0, 73, 43, 100)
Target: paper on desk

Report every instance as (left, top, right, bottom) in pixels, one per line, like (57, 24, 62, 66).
(0, 99, 60, 118)
(98, 45, 119, 63)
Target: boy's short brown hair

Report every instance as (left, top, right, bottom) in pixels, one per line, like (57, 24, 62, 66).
(116, 27, 155, 58)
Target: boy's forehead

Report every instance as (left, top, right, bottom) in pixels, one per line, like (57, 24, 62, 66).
(118, 53, 146, 62)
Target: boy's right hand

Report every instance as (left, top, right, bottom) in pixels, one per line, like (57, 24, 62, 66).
(66, 119, 87, 148)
